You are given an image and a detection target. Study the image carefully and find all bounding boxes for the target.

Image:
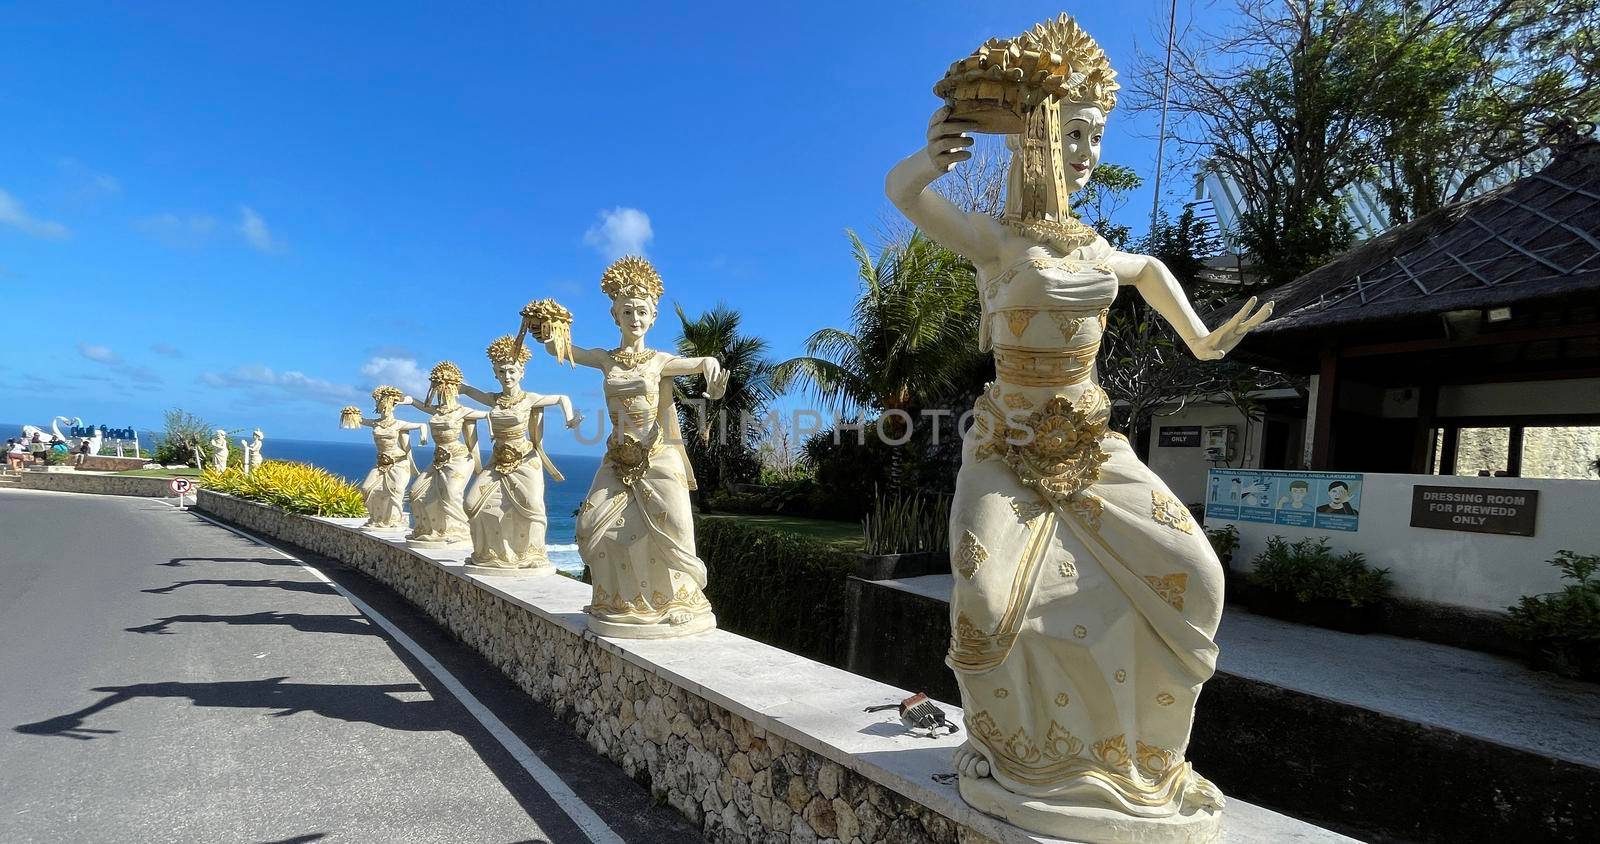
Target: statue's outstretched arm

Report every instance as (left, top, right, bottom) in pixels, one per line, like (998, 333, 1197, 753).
(458, 384, 497, 407)
(661, 354, 728, 399)
(1115, 253, 1274, 361)
(885, 108, 1000, 265)
(401, 395, 439, 416)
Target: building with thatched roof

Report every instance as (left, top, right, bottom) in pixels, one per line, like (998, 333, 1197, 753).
(1229, 137, 1600, 477)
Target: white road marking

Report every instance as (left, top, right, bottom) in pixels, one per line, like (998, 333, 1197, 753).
(185, 510, 625, 844)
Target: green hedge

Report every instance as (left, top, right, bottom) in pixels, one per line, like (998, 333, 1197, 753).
(696, 515, 858, 665)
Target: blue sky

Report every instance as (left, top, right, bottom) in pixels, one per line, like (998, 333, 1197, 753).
(1, 1, 1207, 453)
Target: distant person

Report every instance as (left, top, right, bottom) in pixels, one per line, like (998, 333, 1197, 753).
(1316, 481, 1359, 516)
(29, 433, 46, 465)
(6, 439, 27, 471)
(74, 439, 91, 466)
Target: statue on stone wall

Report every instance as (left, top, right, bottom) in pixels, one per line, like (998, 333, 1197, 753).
(342, 386, 427, 531)
(458, 336, 578, 575)
(401, 361, 483, 548)
(885, 13, 1272, 842)
(521, 257, 727, 639)
(239, 429, 265, 474)
(209, 429, 229, 473)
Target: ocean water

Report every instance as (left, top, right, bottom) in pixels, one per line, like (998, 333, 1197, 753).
(270, 438, 600, 576)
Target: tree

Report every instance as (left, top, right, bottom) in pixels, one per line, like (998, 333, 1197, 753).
(153, 408, 213, 467)
(674, 303, 775, 494)
(773, 230, 987, 417)
(1133, 0, 1600, 286)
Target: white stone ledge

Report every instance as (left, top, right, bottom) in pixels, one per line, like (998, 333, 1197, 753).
(301, 515, 1351, 844)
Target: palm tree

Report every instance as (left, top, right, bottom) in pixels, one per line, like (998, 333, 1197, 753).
(674, 303, 775, 494)
(772, 230, 986, 417)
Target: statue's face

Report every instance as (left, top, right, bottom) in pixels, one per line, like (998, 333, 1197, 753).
(1060, 104, 1105, 193)
(496, 361, 525, 389)
(376, 396, 397, 415)
(612, 297, 656, 341)
(436, 382, 459, 404)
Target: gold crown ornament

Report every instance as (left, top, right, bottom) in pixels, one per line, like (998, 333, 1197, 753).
(425, 360, 464, 406)
(933, 13, 1119, 134)
(517, 298, 575, 366)
(486, 334, 533, 367)
(339, 406, 362, 429)
(371, 385, 405, 413)
(599, 256, 665, 302)
(934, 13, 1116, 251)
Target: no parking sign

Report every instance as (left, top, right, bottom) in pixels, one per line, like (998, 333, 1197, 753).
(170, 477, 194, 506)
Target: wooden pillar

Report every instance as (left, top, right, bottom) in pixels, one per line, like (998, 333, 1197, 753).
(1410, 384, 1439, 474)
(1439, 426, 1459, 475)
(1309, 343, 1339, 469)
(1507, 425, 1525, 477)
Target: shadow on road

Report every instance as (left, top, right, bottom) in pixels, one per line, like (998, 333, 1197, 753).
(161, 556, 303, 568)
(126, 611, 374, 636)
(142, 578, 337, 596)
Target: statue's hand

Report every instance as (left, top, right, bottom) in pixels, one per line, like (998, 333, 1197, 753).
(400, 395, 415, 406)
(565, 412, 584, 430)
(925, 107, 975, 176)
(1189, 297, 1274, 360)
(703, 359, 730, 400)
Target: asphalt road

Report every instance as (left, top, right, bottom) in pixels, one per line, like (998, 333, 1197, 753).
(0, 488, 699, 844)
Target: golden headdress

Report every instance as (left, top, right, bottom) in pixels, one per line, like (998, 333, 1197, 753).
(429, 360, 463, 386)
(935, 13, 1117, 250)
(371, 385, 404, 409)
(600, 256, 664, 303)
(934, 13, 1118, 132)
(486, 334, 532, 366)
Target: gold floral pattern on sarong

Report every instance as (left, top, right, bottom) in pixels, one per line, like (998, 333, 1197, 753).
(1151, 489, 1196, 533)
(956, 530, 988, 580)
(1156, 692, 1176, 706)
(968, 713, 1190, 801)
(588, 582, 707, 618)
(1143, 573, 1188, 611)
(1064, 491, 1103, 531)
(1010, 498, 1048, 523)
(1003, 391, 1034, 409)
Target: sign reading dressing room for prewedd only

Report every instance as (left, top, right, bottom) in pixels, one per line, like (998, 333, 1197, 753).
(1409, 485, 1539, 537)
(1205, 469, 1363, 532)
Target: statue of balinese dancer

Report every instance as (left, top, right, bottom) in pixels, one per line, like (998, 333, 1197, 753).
(520, 258, 729, 638)
(458, 336, 578, 575)
(341, 386, 427, 531)
(885, 13, 1272, 842)
(402, 361, 483, 548)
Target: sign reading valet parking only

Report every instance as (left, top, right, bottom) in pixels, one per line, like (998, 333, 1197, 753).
(1409, 485, 1539, 537)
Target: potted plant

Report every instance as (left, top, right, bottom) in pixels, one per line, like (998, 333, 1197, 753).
(1507, 550, 1600, 681)
(856, 488, 950, 580)
(1206, 523, 1241, 587)
(1247, 536, 1392, 633)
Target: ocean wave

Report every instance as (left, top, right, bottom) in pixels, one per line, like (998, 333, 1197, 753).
(546, 543, 579, 552)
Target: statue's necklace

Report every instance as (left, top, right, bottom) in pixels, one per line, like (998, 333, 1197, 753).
(495, 390, 525, 409)
(1006, 215, 1099, 252)
(609, 347, 655, 370)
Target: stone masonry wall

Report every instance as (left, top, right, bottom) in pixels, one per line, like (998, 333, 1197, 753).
(196, 490, 997, 844)
(19, 471, 174, 498)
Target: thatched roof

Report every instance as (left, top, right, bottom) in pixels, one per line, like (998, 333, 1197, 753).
(1242, 139, 1600, 337)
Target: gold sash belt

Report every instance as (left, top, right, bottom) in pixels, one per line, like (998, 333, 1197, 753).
(993, 341, 1099, 387)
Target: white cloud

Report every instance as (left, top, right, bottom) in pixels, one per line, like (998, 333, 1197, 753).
(359, 356, 428, 397)
(150, 342, 183, 358)
(135, 213, 218, 248)
(58, 158, 121, 200)
(0, 189, 70, 239)
(200, 364, 358, 403)
(238, 205, 280, 253)
(583, 206, 653, 259)
(78, 342, 121, 364)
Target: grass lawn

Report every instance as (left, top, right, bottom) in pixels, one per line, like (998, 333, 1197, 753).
(698, 512, 864, 550)
(115, 467, 203, 477)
